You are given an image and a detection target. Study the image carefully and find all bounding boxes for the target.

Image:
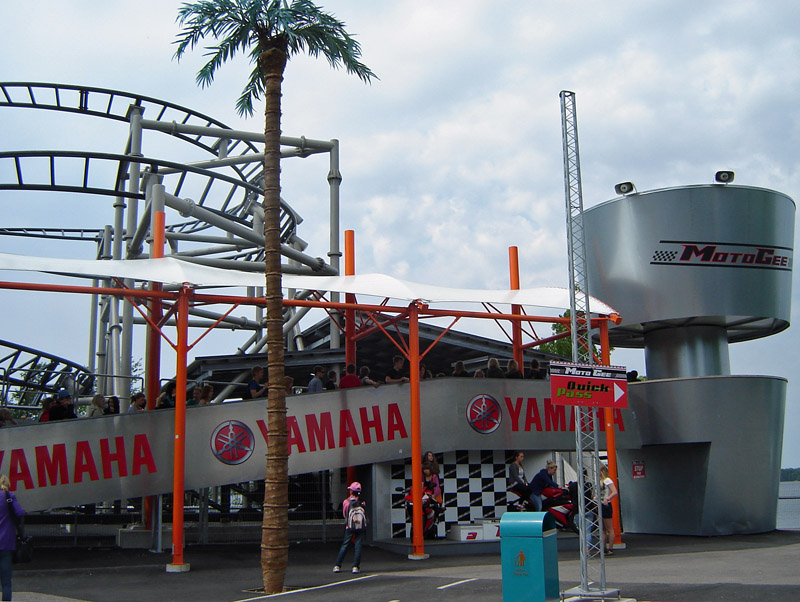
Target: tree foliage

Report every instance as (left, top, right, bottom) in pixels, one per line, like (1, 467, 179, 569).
(174, 0, 376, 116)
(538, 310, 614, 360)
(781, 467, 800, 481)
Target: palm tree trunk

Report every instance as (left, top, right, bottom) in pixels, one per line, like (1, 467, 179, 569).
(259, 45, 289, 595)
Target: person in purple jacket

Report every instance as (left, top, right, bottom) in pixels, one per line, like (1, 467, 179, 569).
(0, 474, 25, 601)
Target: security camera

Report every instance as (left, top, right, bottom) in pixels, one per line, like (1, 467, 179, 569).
(614, 182, 635, 195)
(715, 171, 734, 183)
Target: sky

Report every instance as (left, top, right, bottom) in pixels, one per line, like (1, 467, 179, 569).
(1, 1, 799, 465)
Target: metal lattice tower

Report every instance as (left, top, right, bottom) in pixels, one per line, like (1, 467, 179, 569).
(559, 90, 617, 600)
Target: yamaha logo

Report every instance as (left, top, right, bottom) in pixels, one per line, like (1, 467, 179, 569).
(211, 420, 255, 465)
(466, 394, 502, 434)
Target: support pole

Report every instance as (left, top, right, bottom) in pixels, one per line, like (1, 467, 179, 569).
(408, 303, 427, 559)
(167, 285, 191, 573)
(508, 246, 523, 370)
(344, 230, 356, 366)
(600, 319, 623, 546)
(146, 184, 166, 410)
(344, 229, 357, 487)
(328, 139, 342, 350)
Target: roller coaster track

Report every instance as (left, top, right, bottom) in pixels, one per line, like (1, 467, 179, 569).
(0, 82, 336, 401)
(0, 82, 260, 160)
(0, 150, 301, 262)
(0, 339, 94, 405)
(0, 82, 305, 250)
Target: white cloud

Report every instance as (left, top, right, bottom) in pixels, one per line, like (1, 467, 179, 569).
(0, 0, 798, 465)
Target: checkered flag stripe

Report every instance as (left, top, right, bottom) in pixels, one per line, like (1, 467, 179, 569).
(389, 449, 511, 538)
(652, 250, 677, 262)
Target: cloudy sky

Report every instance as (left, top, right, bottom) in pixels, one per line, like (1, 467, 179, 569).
(1, 1, 799, 465)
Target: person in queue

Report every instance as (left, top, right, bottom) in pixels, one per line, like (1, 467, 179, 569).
(339, 364, 362, 389)
(359, 366, 381, 388)
(486, 358, 505, 378)
(451, 361, 471, 377)
(49, 389, 77, 421)
(307, 365, 325, 393)
(85, 394, 106, 417)
(385, 355, 410, 384)
(0, 474, 24, 601)
(249, 366, 267, 399)
(127, 392, 147, 414)
(505, 359, 524, 378)
(104, 395, 120, 415)
(38, 397, 54, 422)
(325, 370, 338, 390)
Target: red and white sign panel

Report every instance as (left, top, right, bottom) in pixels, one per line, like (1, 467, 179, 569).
(632, 460, 646, 479)
(549, 362, 628, 409)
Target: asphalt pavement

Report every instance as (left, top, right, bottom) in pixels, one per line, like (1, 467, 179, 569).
(9, 529, 800, 602)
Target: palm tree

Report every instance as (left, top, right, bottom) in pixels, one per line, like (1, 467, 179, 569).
(174, 0, 375, 593)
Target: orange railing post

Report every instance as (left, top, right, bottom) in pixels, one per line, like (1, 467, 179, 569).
(600, 319, 623, 546)
(408, 303, 427, 559)
(344, 230, 356, 366)
(167, 285, 190, 572)
(509, 247, 523, 370)
(144, 209, 165, 530)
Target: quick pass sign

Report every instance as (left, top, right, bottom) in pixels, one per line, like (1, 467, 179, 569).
(549, 362, 628, 409)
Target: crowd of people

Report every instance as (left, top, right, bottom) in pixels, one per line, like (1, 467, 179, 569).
(303, 356, 549, 393)
(37, 389, 122, 422)
(16, 354, 549, 423)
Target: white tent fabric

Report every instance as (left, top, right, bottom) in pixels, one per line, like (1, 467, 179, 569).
(0, 252, 617, 314)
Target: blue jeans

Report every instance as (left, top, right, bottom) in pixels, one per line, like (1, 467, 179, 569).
(0, 550, 12, 601)
(335, 528, 363, 568)
(531, 494, 542, 512)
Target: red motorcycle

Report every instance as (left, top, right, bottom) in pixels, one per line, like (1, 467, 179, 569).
(507, 483, 579, 534)
(541, 486, 578, 533)
(396, 486, 443, 539)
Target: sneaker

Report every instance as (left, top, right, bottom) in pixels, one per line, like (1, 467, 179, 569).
(332, 566, 341, 573)
(352, 567, 360, 574)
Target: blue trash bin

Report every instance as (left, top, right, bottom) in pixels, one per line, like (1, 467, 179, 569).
(500, 512, 559, 602)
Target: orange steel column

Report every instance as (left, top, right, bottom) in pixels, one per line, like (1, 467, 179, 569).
(344, 230, 356, 366)
(144, 210, 166, 529)
(146, 210, 165, 409)
(408, 303, 426, 559)
(344, 230, 357, 487)
(167, 285, 190, 572)
(509, 247, 523, 369)
(600, 319, 623, 546)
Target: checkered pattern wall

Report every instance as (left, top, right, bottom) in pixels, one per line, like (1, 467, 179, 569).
(389, 449, 512, 539)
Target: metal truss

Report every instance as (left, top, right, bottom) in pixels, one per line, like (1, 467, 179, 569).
(560, 91, 617, 600)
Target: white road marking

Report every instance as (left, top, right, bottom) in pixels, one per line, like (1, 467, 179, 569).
(437, 577, 478, 590)
(235, 574, 379, 600)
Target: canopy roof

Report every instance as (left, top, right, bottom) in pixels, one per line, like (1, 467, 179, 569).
(0, 253, 617, 314)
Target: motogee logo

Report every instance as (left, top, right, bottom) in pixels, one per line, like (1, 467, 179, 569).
(651, 240, 792, 271)
(211, 420, 255, 465)
(466, 394, 502, 434)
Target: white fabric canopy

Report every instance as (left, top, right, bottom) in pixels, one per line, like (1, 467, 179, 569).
(0, 252, 617, 314)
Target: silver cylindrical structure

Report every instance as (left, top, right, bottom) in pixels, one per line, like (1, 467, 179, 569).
(644, 325, 730, 379)
(584, 184, 794, 362)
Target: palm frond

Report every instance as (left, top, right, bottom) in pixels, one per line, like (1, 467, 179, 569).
(173, 0, 376, 116)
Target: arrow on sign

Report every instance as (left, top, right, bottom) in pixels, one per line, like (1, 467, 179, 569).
(614, 382, 626, 403)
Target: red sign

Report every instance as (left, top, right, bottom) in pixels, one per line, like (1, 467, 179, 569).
(632, 460, 646, 479)
(549, 363, 628, 409)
